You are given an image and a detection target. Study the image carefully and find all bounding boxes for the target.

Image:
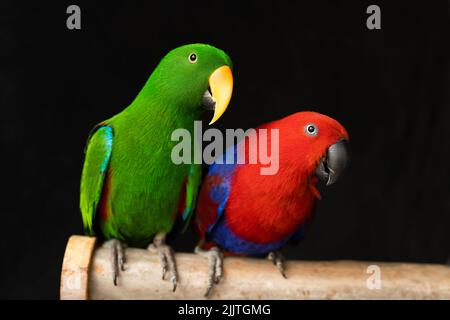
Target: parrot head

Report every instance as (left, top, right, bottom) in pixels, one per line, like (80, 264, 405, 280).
(279, 111, 349, 186)
(148, 43, 233, 124)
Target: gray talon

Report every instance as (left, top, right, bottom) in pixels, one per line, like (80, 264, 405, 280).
(104, 239, 127, 286)
(148, 233, 178, 292)
(195, 245, 224, 297)
(268, 251, 287, 278)
(171, 276, 177, 292)
(161, 254, 168, 280)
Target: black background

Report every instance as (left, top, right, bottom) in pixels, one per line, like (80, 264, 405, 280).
(1, 1, 449, 299)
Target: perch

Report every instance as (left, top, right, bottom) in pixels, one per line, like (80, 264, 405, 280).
(60, 235, 450, 300)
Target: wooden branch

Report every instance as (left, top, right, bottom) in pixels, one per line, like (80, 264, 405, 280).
(60, 236, 96, 299)
(60, 235, 450, 300)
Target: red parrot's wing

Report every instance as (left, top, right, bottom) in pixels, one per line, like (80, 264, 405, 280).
(195, 151, 238, 239)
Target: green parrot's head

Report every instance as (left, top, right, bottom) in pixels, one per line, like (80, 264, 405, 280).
(148, 43, 233, 124)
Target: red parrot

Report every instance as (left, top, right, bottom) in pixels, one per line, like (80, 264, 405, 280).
(194, 111, 349, 296)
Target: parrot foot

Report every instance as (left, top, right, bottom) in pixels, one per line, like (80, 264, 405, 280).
(268, 251, 287, 278)
(195, 246, 224, 297)
(148, 233, 178, 292)
(103, 239, 127, 286)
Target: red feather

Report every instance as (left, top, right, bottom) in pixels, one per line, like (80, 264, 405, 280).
(223, 112, 349, 244)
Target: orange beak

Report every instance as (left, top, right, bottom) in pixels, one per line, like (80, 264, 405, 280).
(208, 65, 233, 125)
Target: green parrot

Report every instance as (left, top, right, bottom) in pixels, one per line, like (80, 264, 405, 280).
(79, 44, 233, 290)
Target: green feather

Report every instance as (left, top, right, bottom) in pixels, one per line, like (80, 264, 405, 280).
(80, 125, 113, 236)
(181, 163, 202, 232)
(79, 44, 232, 247)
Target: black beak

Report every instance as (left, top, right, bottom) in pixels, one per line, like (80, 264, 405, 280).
(315, 140, 349, 186)
(201, 87, 216, 110)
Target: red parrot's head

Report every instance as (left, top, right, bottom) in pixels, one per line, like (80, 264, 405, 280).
(275, 111, 349, 186)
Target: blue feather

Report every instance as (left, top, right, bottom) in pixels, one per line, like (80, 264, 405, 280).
(204, 143, 306, 256)
(99, 126, 113, 174)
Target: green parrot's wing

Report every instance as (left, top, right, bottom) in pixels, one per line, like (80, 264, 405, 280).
(79, 125, 114, 236)
(181, 163, 202, 231)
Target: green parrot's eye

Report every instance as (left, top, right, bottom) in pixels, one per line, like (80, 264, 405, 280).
(305, 124, 318, 136)
(188, 53, 197, 63)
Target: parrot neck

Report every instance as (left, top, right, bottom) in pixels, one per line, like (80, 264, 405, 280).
(120, 77, 202, 132)
(127, 70, 202, 119)
(278, 163, 319, 198)
(283, 154, 322, 200)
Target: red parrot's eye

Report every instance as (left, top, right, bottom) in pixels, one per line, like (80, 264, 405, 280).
(305, 124, 318, 136)
(188, 53, 197, 63)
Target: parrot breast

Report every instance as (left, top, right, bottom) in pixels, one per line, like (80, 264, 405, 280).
(224, 163, 316, 245)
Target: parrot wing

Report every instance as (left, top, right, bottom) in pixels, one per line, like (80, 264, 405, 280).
(79, 125, 114, 236)
(180, 163, 202, 231)
(195, 146, 238, 238)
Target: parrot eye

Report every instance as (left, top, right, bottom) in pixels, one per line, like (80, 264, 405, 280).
(305, 124, 318, 136)
(188, 53, 197, 63)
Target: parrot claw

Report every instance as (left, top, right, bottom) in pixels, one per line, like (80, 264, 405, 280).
(148, 233, 178, 292)
(103, 239, 127, 286)
(171, 276, 177, 292)
(195, 245, 224, 297)
(268, 251, 287, 279)
(157, 253, 168, 280)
